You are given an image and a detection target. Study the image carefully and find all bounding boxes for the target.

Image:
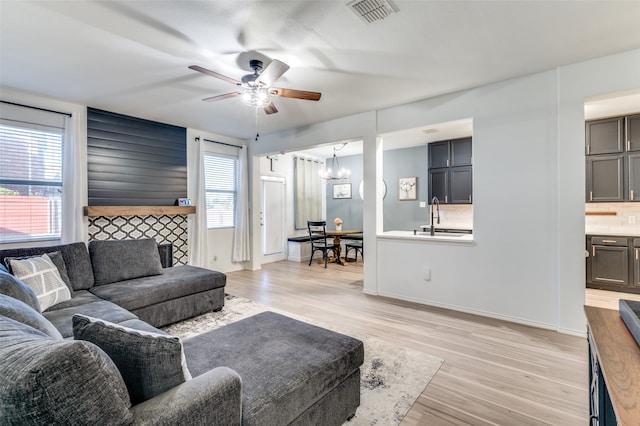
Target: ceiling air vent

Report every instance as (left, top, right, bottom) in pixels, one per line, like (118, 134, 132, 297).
(348, 0, 397, 24)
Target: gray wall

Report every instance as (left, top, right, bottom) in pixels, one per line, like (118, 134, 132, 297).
(383, 145, 429, 232)
(325, 153, 363, 230)
(325, 145, 429, 232)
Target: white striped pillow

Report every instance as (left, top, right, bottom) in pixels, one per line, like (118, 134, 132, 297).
(9, 254, 71, 311)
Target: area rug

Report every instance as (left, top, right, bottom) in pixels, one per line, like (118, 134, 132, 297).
(164, 295, 443, 425)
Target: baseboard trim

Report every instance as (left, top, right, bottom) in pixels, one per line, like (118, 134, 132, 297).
(375, 290, 585, 336)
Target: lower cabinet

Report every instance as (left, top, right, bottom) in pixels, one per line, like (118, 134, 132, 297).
(585, 235, 640, 293)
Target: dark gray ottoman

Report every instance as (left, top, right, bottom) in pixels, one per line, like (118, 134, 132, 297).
(183, 311, 364, 426)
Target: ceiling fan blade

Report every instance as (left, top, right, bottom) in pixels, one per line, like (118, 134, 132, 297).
(269, 87, 321, 101)
(264, 102, 278, 115)
(189, 65, 241, 86)
(256, 59, 290, 87)
(202, 92, 242, 102)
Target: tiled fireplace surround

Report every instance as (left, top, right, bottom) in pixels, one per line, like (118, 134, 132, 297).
(88, 213, 190, 266)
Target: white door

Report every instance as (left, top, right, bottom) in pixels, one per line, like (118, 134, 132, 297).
(262, 177, 286, 261)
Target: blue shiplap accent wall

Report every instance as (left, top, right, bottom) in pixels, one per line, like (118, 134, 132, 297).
(87, 108, 187, 206)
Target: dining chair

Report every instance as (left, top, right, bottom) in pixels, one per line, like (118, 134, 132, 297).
(307, 221, 337, 268)
(344, 240, 363, 263)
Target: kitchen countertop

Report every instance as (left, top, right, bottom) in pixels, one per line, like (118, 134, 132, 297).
(586, 228, 640, 237)
(379, 230, 474, 245)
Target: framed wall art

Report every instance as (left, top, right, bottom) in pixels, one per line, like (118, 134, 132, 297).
(333, 183, 352, 199)
(398, 177, 417, 200)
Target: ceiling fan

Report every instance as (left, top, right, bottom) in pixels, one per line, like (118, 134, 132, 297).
(189, 59, 321, 115)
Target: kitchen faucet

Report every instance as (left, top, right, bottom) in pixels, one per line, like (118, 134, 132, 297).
(430, 196, 440, 236)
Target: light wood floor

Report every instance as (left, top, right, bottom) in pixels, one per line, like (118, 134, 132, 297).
(225, 260, 589, 425)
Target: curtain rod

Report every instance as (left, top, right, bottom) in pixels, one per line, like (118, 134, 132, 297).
(1, 100, 72, 117)
(195, 136, 243, 149)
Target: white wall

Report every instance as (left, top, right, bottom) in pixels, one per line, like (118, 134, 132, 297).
(379, 70, 560, 329)
(247, 48, 640, 335)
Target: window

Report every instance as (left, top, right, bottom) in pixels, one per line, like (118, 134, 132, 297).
(204, 153, 237, 228)
(0, 105, 66, 243)
(294, 156, 323, 229)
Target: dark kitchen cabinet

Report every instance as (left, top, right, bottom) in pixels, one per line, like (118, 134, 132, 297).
(429, 141, 450, 168)
(586, 155, 624, 202)
(629, 153, 640, 201)
(586, 117, 624, 155)
(428, 138, 472, 204)
(633, 239, 640, 288)
(451, 138, 472, 167)
(627, 114, 640, 152)
(450, 166, 472, 204)
(428, 168, 448, 203)
(587, 236, 630, 290)
(586, 113, 640, 202)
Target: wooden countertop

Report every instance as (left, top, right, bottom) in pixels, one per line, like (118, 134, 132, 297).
(585, 306, 640, 424)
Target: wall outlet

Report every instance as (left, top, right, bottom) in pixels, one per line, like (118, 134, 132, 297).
(423, 268, 431, 281)
(630, 216, 636, 224)
(419, 201, 426, 208)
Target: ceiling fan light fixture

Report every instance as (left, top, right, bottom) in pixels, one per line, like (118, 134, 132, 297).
(242, 86, 271, 108)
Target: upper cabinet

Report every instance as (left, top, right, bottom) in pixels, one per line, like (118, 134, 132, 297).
(627, 114, 640, 152)
(428, 137, 472, 204)
(586, 113, 640, 202)
(586, 117, 623, 155)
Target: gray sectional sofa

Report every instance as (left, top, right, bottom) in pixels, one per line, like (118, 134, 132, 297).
(0, 239, 226, 335)
(0, 239, 364, 425)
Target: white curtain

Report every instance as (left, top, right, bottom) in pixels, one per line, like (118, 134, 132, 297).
(61, 115, 84, 243)
(232, 146, 250, 262)
(188, 137, 208, 267)
(294, 157, 323, 228)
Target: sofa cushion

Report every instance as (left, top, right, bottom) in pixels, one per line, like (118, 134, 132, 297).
(0, 316, 133, 425)
(89, 265, 226, 312)
(0, 270, 40, 312)
(73, 314, 191, 404)
(0, 294, 63, 339)
(43, 289, 104, 311)
(44, 299, 139, 339)
(7, 253, 72, 311)
(183, 311, 364, 425)
(89, 239, 163, 286)
(0, 242, 95, 290)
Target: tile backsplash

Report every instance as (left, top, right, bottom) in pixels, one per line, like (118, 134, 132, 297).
(585, 203, 640, 235)
(437, 204, 473, 230)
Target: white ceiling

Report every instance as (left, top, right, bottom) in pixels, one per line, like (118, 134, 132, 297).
(1, 0, 639, 148)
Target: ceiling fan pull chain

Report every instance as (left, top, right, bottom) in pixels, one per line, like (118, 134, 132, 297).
(255, 107, 260, 141)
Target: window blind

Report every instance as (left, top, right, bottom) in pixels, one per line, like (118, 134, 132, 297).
(204, 154, 237, 228)
(0, 104, 66, 243)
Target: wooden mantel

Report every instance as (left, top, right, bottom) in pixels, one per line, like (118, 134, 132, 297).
(83, 206, 196, 217)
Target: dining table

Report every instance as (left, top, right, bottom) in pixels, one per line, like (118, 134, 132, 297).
(322, 229, 363, 265)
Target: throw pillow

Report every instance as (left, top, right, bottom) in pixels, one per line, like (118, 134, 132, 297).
(8, 254, 71, 311)
(4, 251, 73, 295)
(89, 239, 163, 286)
(43, 251, 74, 296)
(0, 270, 41, 312)
(72, 314, 191, 404)
(0, 293, 63, 339)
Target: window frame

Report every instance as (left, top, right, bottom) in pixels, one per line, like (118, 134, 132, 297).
(203, 152, 237, 229)
(0, 114, 66, 244)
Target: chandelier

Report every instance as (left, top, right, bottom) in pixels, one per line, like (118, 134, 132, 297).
(319, 145, 351, 183)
